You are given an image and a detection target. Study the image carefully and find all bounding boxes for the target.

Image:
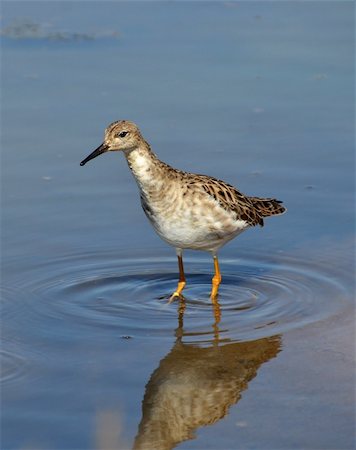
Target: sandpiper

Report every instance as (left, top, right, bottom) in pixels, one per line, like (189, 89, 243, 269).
(80, 120, 286, 301)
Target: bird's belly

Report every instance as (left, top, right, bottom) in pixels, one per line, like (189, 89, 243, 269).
(157, 223, 246, 251)
(144, 201, 249, 251)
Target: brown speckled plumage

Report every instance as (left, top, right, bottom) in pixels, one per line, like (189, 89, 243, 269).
(80, 120, 286, 299)
(186, 174, 285, 227)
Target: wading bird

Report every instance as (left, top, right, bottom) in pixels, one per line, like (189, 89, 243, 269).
(80, 121, 286, 301)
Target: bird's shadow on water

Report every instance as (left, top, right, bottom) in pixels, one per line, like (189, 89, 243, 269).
(132, 302, 282, 450)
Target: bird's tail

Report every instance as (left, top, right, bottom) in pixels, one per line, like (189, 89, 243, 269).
(249, 197, 286, 217)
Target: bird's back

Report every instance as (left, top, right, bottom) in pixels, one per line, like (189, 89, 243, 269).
(185, 173, 286, 227)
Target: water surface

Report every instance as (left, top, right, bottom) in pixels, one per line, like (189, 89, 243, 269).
(1, 2, 354, 449)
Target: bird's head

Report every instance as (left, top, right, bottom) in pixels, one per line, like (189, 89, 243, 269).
(80, 120, 142, 166)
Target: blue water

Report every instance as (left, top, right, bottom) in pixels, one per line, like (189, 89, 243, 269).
(1, 2, 355, 450)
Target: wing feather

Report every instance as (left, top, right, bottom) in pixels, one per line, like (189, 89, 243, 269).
(192, 175, 264, 227)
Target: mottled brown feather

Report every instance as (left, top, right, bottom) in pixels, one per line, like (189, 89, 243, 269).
(187, 174, 285, 227)
(249, 197, 286, 217)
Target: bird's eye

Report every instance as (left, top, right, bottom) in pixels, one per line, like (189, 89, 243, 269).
(117, 131, 128, 138)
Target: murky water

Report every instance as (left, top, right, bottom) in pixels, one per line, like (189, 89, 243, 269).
(1, 2, 355, 450)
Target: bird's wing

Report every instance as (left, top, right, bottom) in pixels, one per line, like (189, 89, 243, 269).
(191, 174, 264, 227)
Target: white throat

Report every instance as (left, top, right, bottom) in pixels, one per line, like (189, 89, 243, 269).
(124, 146, 163, 191)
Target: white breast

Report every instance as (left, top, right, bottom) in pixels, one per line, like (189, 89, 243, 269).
(144, 195, 249, 252)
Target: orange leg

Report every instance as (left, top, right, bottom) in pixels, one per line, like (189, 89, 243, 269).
(210, 254, 222, 301)
(168, 251, 186, 303)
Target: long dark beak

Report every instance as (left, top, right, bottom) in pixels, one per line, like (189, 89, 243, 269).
(80, 143, 109, 166)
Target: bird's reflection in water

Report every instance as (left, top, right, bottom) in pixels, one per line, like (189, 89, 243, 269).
(133, 300, 282, 450)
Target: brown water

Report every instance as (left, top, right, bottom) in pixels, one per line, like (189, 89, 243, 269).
(1, 2, 355, 449)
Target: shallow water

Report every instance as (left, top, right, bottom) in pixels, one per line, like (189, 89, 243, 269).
(2, 247, 351, 348)
(1, 2, 355, 450)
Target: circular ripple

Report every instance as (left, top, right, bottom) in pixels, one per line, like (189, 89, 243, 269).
(1, 248, 351, 344)
(0, 347, 29, 385)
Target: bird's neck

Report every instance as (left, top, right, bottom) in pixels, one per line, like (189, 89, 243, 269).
(124, 141, 173, 193)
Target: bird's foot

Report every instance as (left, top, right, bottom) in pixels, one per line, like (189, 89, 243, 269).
(168, 280, 186, 304)
(168, 291, 181, 304)
(168, 291, 185, 304)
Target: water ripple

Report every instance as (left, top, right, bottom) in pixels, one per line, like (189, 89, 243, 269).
(1, 248, 351, 345)
(0, 348, 28, 385)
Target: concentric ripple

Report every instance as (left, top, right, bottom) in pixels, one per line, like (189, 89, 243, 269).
(0, 347, 28, 385)
(1, 247, 352, 346)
